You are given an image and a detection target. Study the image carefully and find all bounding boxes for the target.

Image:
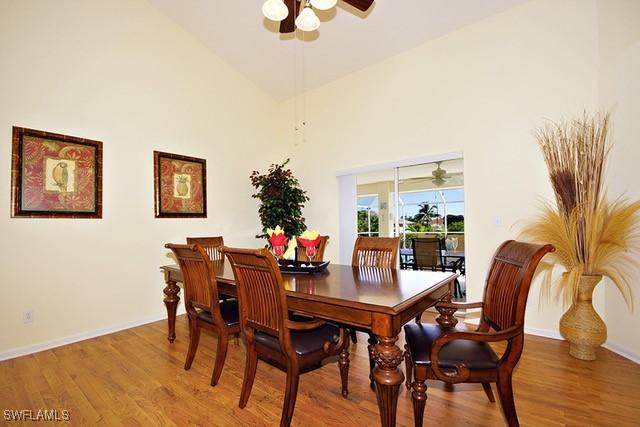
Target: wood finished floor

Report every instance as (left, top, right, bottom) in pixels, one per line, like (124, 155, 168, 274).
(1, 314, 639, 427)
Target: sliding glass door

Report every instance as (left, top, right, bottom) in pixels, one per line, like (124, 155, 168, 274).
(354, 158, 465, 263)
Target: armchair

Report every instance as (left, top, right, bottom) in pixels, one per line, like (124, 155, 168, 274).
(403, 240, 554, 427)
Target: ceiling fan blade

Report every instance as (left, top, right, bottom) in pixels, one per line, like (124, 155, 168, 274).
(279, 0, 299, 33)
(342, 0, 374, 12)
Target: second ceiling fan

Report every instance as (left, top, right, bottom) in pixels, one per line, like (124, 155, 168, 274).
(263, 0, 375, 33)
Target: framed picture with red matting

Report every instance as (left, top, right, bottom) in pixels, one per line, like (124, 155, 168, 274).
(153, 151, 207, 218)
(11, 127, 103, 218)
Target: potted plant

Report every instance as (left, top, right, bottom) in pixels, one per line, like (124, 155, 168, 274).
(250, 159, 309, 240)
(521, 112, 640, 360)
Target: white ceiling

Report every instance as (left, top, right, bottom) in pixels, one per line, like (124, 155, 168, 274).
(149, 0, 528, 100)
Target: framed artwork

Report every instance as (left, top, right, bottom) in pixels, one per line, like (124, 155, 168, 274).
(11, 127, 103, 218)
(153, 151, 207, 218)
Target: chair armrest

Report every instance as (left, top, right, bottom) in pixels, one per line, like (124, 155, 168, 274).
(285, 319, 326, 331)
(429, 326, 523, 383)
(435, 301, 483, 310)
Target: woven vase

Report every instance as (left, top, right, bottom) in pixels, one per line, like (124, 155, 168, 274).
(559, 274, 607, 360)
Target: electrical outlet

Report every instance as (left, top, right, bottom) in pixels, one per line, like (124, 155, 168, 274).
(23, 310, 33, 323)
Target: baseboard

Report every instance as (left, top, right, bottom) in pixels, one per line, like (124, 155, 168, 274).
(524, 326, 563, 341)
(0, 307, 185, 362)
(3, 309, 638, 366)
(523, 326, 639, 364)
(603, 341, 640, 364)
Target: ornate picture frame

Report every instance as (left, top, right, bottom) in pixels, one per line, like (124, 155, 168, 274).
(11, 127, 103, 218)
(153, 151, 207, 218)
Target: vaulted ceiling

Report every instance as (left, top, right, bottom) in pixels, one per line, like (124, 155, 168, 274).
(149, 0, 528, 100)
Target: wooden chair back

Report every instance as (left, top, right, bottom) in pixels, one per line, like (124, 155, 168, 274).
(223, 247, 290, 342)
(165, 243, 223, 322)
(295, 235, 329, 262)
(351, 236, 400, 269)
(186, 236, 225, 261)
(412, 237, 443, 271)
(480, 240, 554, 334)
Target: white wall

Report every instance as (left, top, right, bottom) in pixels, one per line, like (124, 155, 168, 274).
(278, 0, 603, 334)
(597, 0, 640, 359)
(0, 0, 278, 355)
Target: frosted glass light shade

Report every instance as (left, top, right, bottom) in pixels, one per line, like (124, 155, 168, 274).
(295, 6, 320, 31)
(262, 0, 289, 22)
(310, 0, 338, 10)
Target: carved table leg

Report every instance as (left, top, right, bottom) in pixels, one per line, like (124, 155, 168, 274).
(373, 335, 405, 427)
(163, 274, 181, 343)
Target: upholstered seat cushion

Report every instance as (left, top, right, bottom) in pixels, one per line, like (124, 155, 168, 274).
(255, 323, 340, 358)
(404, 323, 499, 370)
(197, 299, 240, 326)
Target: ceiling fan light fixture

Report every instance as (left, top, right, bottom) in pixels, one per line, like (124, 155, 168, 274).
(310, 0, 338, 10)
(262, 0, 289, 22)
(295, 5, 320, 31)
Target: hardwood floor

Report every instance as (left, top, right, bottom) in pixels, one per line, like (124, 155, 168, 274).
(1, 314, 639, 426)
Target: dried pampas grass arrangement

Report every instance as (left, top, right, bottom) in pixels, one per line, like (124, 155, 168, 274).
(521, 112, 640, 309)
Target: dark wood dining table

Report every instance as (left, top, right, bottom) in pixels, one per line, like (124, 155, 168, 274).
(160, 261, 457, 427)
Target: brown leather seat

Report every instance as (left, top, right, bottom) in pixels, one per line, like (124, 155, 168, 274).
(197, 299, 240, 327)
(404, 323, 498, 370)
(255, 324, 341, 358)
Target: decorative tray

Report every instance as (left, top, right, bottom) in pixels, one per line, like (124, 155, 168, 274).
(278, 260, 330, 274)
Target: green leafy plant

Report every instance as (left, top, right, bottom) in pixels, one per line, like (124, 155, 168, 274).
(358, 210, 379, 235)
(250, 159, 310, 239)
(410, 202, 443, 228)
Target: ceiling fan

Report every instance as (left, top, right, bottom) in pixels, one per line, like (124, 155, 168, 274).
(399, 162, 462, 188)
(262, 0, 374, 33)
(430, 162, 452, 187)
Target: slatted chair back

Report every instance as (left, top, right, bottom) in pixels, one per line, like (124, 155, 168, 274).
(295, 235, 329, 262)
(480, 240, 554, 334)
(186, 236, 225, 262)
(223, 247, 290, 342)
(165, 243, 222, 321)
(351, 236, 400, 269)
(412, 237, 443, 271)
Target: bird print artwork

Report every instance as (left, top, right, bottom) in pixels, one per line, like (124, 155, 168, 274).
(52, 161, 69, 192)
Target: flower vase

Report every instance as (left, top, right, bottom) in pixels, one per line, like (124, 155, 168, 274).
(559, 274, 607, 361)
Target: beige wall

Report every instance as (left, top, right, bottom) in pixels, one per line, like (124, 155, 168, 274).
(0, 0, 277, 355)
(278, 0, 603, 334)
(597, 0, 640, 358)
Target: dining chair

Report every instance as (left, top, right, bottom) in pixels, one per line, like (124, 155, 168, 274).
(295, 235, 329, 262)
(186, 236, 224, 262)
(411, 237, 444, 271)
(187, 236, 236, 303)
(349, 236, 400, 386)
(412, 237, 463, 298)
(223, 247, 350, 427)
(165, 243, 240, 387)
(351, 236, 400, 268)
(403, 240, 554, 427)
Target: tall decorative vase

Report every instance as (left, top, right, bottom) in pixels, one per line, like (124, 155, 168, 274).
(559, 274, 607, 360)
